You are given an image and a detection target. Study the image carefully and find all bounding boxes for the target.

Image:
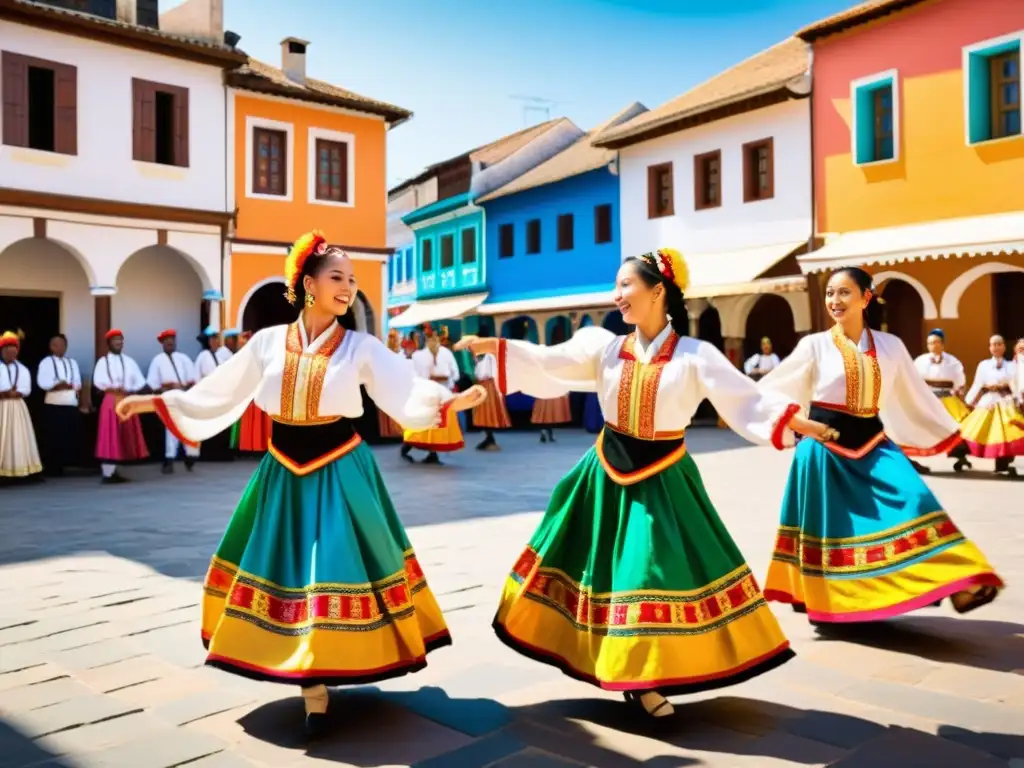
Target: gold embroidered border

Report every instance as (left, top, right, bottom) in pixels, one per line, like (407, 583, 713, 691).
(278, 322, 345, 423)
(615, 332, 679, 439)
(830, 325, 881, 415)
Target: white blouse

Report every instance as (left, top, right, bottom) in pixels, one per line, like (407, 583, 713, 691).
(759, 326, 959, 452)
(159, 318, 454, 445)
(744, 353, 781, 376)
(412, 346, 460, 389)
(37, 355, 82, 406)
(92, 354, 146, 394)
(495, 325, 796, 446)
(966, 358, 1018, 409)
(913, 352, 966, 392)
(194, 347, 233, 381)
(1, 361, 31, 397)
(148, 351, 197, 391)
(474, 353, 498, 381)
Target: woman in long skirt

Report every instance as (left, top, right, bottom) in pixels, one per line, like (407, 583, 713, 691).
(758, 267, 1003, 624)
(531, 394, 571, 443)
(118, 232, 486, 738)
(0, 331, 43, 482)
(472, 341, 511, 450)
(958, 334, 1023, 477)
(456, 249, 824, 718)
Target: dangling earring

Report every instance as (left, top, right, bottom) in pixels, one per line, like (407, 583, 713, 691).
(305, 292, 315, 309)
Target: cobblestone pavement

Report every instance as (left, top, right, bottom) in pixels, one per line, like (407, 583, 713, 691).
(1, 429, 1022, 767)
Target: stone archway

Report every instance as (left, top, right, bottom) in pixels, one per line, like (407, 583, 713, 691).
(546, 315, 572, 345)
(698, 305, 724, 351)
(241, 280, 296, 333)
(744, 294, 797, 359)
(501, 315, 538, 343)
(940, 260, 1024, 319)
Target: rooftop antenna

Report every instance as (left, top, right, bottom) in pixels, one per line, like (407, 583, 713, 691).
(509, 95, 565, 126)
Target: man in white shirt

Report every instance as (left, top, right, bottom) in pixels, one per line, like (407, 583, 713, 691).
(743, 337, 781, 381)
(222, 328, 241, 355)
(911, 329, 971, 474)
(36, 333, 83, 476)
(402, 328, 462, 464)
(193, 326, 234, 461)
(147, 329, 198, 474)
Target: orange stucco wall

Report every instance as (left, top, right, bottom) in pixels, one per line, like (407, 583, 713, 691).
(229, 92, 390, 333)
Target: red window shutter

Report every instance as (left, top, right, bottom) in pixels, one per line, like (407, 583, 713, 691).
(54, 63, 78, 156)
(1, 52, 29, 148)
(173, 86, 189, 167)
(132, 78, 156, 162)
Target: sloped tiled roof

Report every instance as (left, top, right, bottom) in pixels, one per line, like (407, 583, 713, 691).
(478, 103, 647, 202)
(0, 0, 246, 66)
(796, 0, 930, 42)
(227, 58, 412, 125)
(593, 37, 809, 149)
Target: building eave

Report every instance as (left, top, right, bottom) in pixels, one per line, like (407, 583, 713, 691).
(796, 0, 930, 43)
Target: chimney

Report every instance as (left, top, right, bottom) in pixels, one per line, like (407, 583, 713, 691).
(281, 37, 310, 84)
(115, 0, 136, 24)
(159, 0, 224, 43)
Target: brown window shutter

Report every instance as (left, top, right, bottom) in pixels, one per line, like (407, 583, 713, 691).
(54, 63, 78, 156)
(132, 78, 156, 162)
(339, 141, 349, 203)
(1, 52, 29, 148)
(173, 86, 189, 167)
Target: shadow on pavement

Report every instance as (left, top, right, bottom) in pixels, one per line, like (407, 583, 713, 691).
(0, 718, 76, 768)
(810, 616, 1024, 673)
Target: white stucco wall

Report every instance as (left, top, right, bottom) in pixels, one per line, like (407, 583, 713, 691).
(0, 19, 228, 214)
(617, 99, 812, 257)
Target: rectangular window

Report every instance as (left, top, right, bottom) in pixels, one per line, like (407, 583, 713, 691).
(251, 127, 287, 195)
(851, 72, 898, 164)
(557, 213, 574, 251)
(499, 223, 514, 258)
(315, 138, 349, 202)
(742, 138, 774, 202)
(421, 238, 433, 271)
(647, 162, 673, 218)
(694, 150, 722, 210)
(440, 233, 455, 269)
(594, 204, 612, 244)
(965, 38, 1021, 144)
(132, 78, 189, 166)
(405, 248, 414, 280)
(526, 219, 541, 254)
(460, 228, 476, 264)
(1, 52, 77, 155)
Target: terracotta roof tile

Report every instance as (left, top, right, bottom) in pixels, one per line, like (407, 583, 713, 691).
(478, 103, 648, 202)
(593, 37, 809, 148)
(228, 58, 412, 125)
(796, 0, 929, 42)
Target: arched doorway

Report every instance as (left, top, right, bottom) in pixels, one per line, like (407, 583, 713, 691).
(501, 315, 538, 343)
(351, 290, 377, 336)
(995, 272, 1024, 345)
(546, 315, 571, 345)
(698, 306, 724, 350)
(875, 279, 925, 356)
(744, 294, 797, 359)
(241, 281, 296, 334)
(602, 310, 629, 335)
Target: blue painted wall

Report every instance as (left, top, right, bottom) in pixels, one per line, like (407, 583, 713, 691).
(387, 243, 415, 303)
(415, 210, 485, 299)
(481, 168, 620, 304)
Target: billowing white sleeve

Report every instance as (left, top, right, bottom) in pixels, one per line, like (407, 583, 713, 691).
(695, 342, 799, 449)
(155, 338, 264, 446)
(359, 336, 455, 430)
(883, 338, 962, 456)
(495, 326, 614, 398)
(36, 360, 57, 391)
(16, 363, 31, 396)
(965, 362, 985, 406)
(757, 335, 816, 448)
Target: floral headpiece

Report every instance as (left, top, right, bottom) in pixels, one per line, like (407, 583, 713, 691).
(284, 230, 328, 305)
(0, 329, 23, 349)
(639, 248, 689, 294)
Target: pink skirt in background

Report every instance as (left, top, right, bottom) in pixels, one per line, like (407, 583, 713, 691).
(95, 393, 149, 463)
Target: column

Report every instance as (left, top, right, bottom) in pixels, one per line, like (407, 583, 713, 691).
(202, 290, 224, 333)
(723, 337, 744, 368)
(805, 272, 832, 333)
(91, 286, 116, 362)
(686, 298, 708, 338)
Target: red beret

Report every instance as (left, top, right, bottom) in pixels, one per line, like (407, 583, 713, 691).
(156, 329, 177, 341)
(105, 329, 123, 341)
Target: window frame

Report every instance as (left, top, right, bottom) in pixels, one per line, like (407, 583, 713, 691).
(556, 213, 574, 251)
(594, 203, 613, 244)
(741, 137, 774, 203)
(245, 115, 294, 201)
(460, 227, 477, 264)
(693, 149, 722, 210)
(1, 51, 78, 156)
(420, 236, 434, 272)
(962, 32, 1023, 146)
(439, 232, 455, 269)
(850, 69, 900, 166)
(307, 126, 355, 207)
(131, 77, 189, 167)
(525, 218, 541, 254)
(646, 162, 674, 219)
(498, 223, 515, 259)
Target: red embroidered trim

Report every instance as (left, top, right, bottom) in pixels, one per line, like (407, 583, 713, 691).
(901, 431, 963, 458)
(496, 339, 509, 395)
(153, 397, 200, 448)
(771, 403, 801, 451)
(437, 400, 454, 429)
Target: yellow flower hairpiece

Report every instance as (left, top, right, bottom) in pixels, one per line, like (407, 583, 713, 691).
(640, 248, 690, 294)
(283, 230, 328, 305)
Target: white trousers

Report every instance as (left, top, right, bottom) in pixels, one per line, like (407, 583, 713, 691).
(164, 429, 201, 460)
(101, 463, 117, 477)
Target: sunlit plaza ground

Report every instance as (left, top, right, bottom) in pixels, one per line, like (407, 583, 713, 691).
(1, 429, 1022, 767)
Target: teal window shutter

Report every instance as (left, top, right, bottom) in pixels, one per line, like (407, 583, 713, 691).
(968, 52, 992, 144)
(854, 86, 875, 164)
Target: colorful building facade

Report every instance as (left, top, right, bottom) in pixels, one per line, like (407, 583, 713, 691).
(226, 39, 411, 336)
(797, 0, 1024, 374)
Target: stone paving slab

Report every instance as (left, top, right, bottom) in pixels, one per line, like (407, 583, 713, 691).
(0, 431, 1022, 767)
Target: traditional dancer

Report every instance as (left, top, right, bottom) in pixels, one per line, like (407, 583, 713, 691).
(117, 232, 486, 738)
(194, 327, 234, 462)
(377, 329, 405, 440)
(93, 330, 149, 484)
(912, 329, 972, 474)
(759, 267, 1003, 624)
(959, 335, 1023, 477)
(472, 335, 511, 451)
(743, 337, 781, 381)
(36, 333, 83, 476)
(455, 249, 820, 717)
(147, 329, 199, 474)
(0, 331, 43, 482)
(401, 325, 464, 464)
(532, 395, 571, 443)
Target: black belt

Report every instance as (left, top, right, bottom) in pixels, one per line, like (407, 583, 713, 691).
(596, 425, 687, 486)
(269, 418, 361, 475)
(808, 404, 884, 454)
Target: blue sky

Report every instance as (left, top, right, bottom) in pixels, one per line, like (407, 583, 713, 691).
(168, 0, 854, 187)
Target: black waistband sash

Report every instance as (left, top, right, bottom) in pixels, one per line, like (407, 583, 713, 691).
(595, 424, 687, 486)
(808, 404, 885, 458)
(268, 418, 362, 476)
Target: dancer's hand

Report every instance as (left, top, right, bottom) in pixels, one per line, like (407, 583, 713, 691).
(116, 394, 157, 421)
(788, 413, 839, 442)
(450, 385, 487, 412)
(453, 335, 498, 356)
